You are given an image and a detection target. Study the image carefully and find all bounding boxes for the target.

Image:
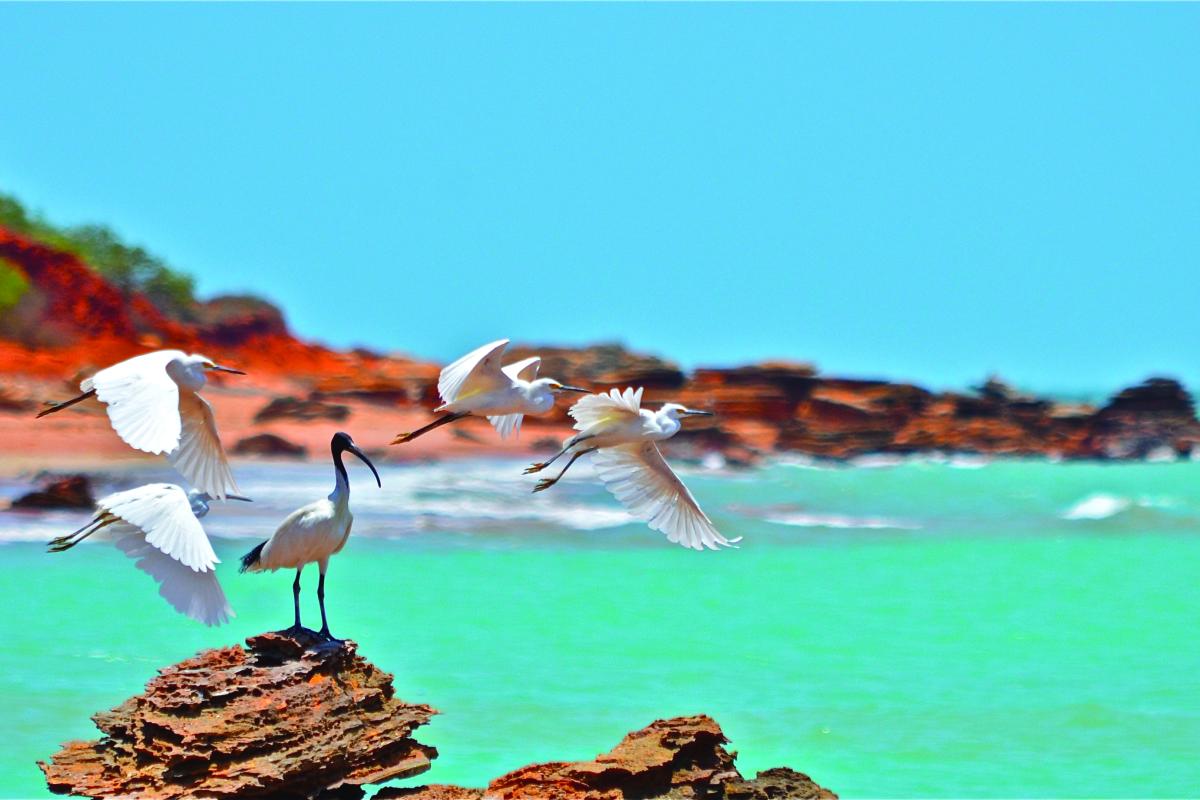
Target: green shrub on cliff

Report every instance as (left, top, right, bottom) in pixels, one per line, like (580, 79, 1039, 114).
(0, 257, 28, 314)
(0, 192, 196, 320)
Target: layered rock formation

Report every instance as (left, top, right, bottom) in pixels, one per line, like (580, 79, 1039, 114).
(40, 634, 834, 800)
(379, 715, 834, 800)
(39, 631, 437, 799)
(4, 220, 1198, 464)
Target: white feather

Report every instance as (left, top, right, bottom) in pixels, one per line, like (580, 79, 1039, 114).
(592, 442, 740, 551)
(502, 356, 541, 383)
(568, 387, 644, 431)
(112, 523, 233, 627)
(487, 413, 524, 439)
(98, 483, 219, 572)
(88, 350, 184, 455)
(169, 392, 238, 500)
(437, 339, 510, 406)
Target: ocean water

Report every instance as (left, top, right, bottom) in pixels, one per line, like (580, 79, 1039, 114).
(1, 457, 1197, 798)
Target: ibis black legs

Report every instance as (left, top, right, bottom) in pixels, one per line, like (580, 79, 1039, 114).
(281, 568, 338, 643)
(316, 572, 339, 643)
(284, 570, 305, 636)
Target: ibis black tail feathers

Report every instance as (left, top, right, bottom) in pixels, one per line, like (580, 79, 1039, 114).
(37, 389, 96, 419)
(239, 541, 267, 573)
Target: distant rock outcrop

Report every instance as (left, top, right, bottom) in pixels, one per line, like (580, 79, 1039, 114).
(254, 395, 352, 424)
(40, 631, 437, 799)
(379, 715, 835, 800)
(11, 474, 94, 510)
(232, 432, 309, 459)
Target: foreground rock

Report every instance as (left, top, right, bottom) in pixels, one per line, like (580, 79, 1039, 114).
(40, 631, 437, 799)
(11, 474, 94, 510)
(380, 715, 835, 800)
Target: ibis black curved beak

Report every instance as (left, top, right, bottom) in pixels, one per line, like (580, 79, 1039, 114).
(209, 364, 246, 375)
(227, 494, 253, 502)
(348, 444, 382, 487)
(557, 385, 590, 394)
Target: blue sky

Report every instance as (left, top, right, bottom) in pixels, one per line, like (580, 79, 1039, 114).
(2, 4, 1197, 392)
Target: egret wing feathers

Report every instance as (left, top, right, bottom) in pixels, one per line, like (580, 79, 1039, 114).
(98, 484, 219, 572)
(569, 387, 644, 431)
(592, 442, 739, 551)
(487, 413, 524, 439)
(502, 356, 541, 383)
(89, 350, 183, 455)
(438, 339, 510, 405)
(169, 392, 238, 500)
(112, 523, 233, 626)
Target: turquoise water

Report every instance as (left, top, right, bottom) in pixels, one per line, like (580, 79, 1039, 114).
(2, 458, 1198, 798)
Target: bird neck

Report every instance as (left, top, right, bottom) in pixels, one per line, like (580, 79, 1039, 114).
(654, 412, 682, 440)
(330, 450, 350, 503)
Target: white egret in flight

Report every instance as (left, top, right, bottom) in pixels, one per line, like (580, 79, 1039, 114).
(239, 432, 381, 641)
(527, 387, 740, 551)
(48, 484, 249, 626)
(37, 350, 244, 500)
(391, 339, 587, 445)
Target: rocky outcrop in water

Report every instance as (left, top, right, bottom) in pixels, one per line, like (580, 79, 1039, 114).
(233, 432, 309, 459)
(380, 715, 835, 800)
(39, 631, 437, 799)
(11, 474, 94, 510)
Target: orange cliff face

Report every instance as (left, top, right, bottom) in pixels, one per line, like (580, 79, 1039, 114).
(2, 223, 1198, 466)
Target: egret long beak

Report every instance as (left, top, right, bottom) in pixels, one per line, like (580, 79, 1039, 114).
(227, 495, 253, 502)
(348, 444, 383, 488)
(684, 409, 715, 417)
(556, 385, 590, 394)
(209, 364, 246, 375)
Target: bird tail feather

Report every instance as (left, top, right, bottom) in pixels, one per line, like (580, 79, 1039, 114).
(239, 541, 266, 573)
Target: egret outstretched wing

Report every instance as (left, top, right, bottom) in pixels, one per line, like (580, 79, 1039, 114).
(487, 413, 524, 439)
(99, 484, 219, 572)
(438, 339, 510, 405)
(502, 356, 541, 383)
(112, 528, 233, 626)
(88, 350, 183, 455)
(592, 442, 739, 551)
(569, 387, 644, 431)
(169, 392, 238, 500)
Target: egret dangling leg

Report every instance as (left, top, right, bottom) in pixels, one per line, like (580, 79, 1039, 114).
(36, 389, 96, 419)
(525, 435, 594, 474)
(316, 570, 339, 642)
(533, 447, 598, 493)
(284, 569, 304, 635)
(391, 412, 469, 445)
(47, 514, 113, 552)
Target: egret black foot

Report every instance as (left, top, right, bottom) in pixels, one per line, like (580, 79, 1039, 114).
(524, 462, 547, 474)
(317, 628, 343, 644)
(533, 478, 558, 493)
(281, 624, 311, 638)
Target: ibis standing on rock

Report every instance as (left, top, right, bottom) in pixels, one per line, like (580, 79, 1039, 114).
(37, 350, 244, 499)
(48, 484, 250, 626)
(527, 387, 741, 551)
(391, 339, 587, 445)
(240, 432, 381, 641)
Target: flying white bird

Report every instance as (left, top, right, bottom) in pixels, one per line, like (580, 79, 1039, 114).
(239, 432, 381, 641)
(37, 350, 244, 499)
(391, 339, 587, 445)
(526, 387, 740, 551)
(48, 484, 249, 626)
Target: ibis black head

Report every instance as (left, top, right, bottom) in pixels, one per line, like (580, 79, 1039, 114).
(331, 432, 382, 488)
